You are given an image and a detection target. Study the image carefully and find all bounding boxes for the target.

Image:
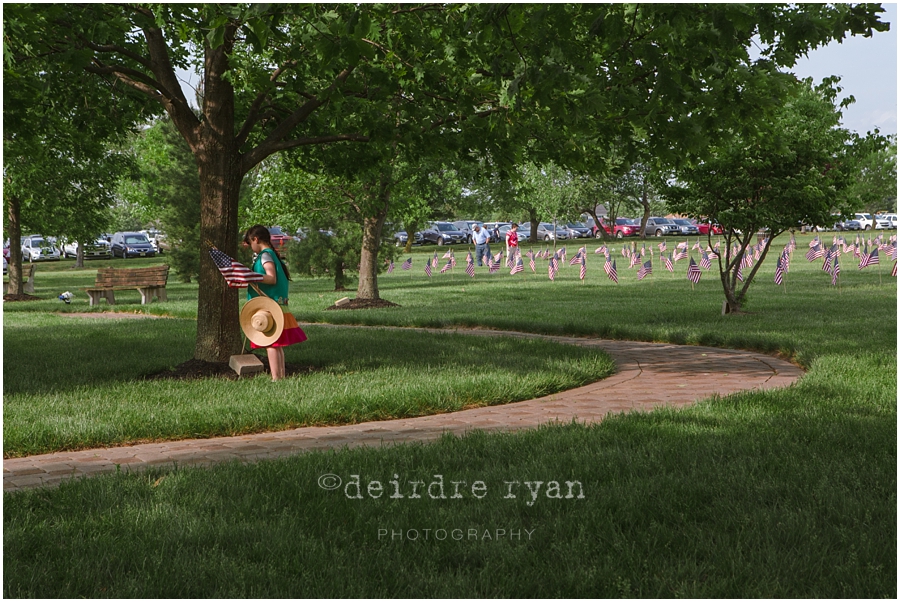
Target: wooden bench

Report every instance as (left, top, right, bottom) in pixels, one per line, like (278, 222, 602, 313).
(84, 265, 169, 306)
(3, 263, 35, 294)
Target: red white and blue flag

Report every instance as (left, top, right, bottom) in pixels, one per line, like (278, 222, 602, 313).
(465, 253, 475, 278)
(401, 257, 413, 270)
(604, 259, 618, 284)
(663, 253, 674, 273)
(700, 252, 711, 270)
(687, 257, 701, 284)
(209, 248, 265, 288)
(831, 255, 840, 286)
(774, 255, 784, 285)
(387, 259, 395, 274)
(637, 260, 652, 280)
(579, 255, 586, 281)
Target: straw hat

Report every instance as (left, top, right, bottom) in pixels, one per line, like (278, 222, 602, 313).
(239, 296, 284, 347)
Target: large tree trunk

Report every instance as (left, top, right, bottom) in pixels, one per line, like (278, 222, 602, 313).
(357, 188, 390, 300)
(192, 37, 242, 362)
(6, 194, 23, 295)
(74, 243, 85, 268)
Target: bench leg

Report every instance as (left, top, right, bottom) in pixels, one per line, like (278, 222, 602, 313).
(105, 290, 116, 305)
(86, 291, 101, 306)
(138, 287, 151, 304)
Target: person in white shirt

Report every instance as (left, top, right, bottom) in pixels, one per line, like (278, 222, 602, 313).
(471, 224, 491, 266)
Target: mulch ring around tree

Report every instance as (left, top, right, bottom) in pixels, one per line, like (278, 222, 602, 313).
(3, 293, 41, 302)
(143, 357, 318, 381)
(324, 298, 401, 310)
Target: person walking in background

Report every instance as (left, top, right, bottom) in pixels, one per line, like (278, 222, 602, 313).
(471, 223, 491, 266)
(506, 222, 519, 262)
(243, 224, 307, 381)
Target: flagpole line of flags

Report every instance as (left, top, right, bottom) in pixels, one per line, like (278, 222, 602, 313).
(379, 232, 896, 287)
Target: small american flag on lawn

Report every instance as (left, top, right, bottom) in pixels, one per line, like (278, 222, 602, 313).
(209, 247, 265, 288)
(604, 259, 618, 283)
(892, 260, 897, 277)
(489, 251, 502, 273)
(692, 240, 701, 251)
(736, 264, 744, 281)
(859, 247, 879, 269)
(401, 257, 413, 270)
(442, 249, 453, 259)
(387, 259, 395, 273)
(658, 241, 666, 253)
(831, 255, 840, 286)
(663, 253, 674, 273)
(637, 260, 652, 280)
(687, 257, 701, 284)
(673, 247, 688, 262)
(424, 260, 432, 277)
(510, 257, 524, 275)
(629, 252, 640, 268)
(440, 259, 452, 273)
(774, 255, 784, 285)
(465, 253, 475, 278)
(579, 255, 586, 281)
(569, 249, 583, 265)
(548, 255, 559, 281)
(529, 253, 536, 272)
(700, 252, 711, 270)
(706, 245, 718, 259)
(742, 251, 754, 269)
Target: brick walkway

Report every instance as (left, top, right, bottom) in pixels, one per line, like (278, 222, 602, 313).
(3, 326, 804, 493)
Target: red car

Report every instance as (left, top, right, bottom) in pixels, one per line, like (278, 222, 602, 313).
(693, 219, 723, 235)
(267, 226, 290, 258)
(592, 217, 640, 238)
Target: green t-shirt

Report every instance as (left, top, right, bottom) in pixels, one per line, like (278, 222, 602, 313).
(247, 248, 289, 304)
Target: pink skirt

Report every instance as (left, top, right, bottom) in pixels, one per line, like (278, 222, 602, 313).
(250, 312, 308, 349)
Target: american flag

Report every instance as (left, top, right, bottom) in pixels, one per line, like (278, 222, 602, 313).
(569, 249, 584, 265)
(559, 246, 567, 263)
(506, 253, 515, 269)
(440, 259, 452, 273)
(658, 241, 667, 253)
(706, 246, 718, 260)
(529, 253, 536, 273)
(401, 257, 413, 270)
(742, 251, 754, 269)
(548, 255, 559, 281)
(209, 248, 265, 288)
(451, 253, 457, 268)
(673, 247, 688, 262)
(809, 236, 820, 248)
(604, 258, 618, 283)
(595, 245, 606, 255)
(692, 240, 702, 251)
(831, 255, 840, 285)
(579, 255, 586, 281)
(387, 260, 395, 274)
(442, 249, 453, 259)
(621, 245, 629, 258)
(806, 243, 824, 261)
(823, 245, 838, 272)
(663, 253, 674, 273)
(892, 260, 897, 277)
(859, 247, 879, 269)
(511, 257, 524, 275)
(489, 251, 502, 273)
(736, 264, 744, 281)
(629, 251, 640, 268)
(700, 252, 711, 270)
(432, 253, 439, 269)
(774, 255, 784, 285)
(465, 253, 475, 278)
(789, 232, 797, 251)
(424, 260, 432, 277)
(687, 257, 701, 284)
(637, 260, 652, 280)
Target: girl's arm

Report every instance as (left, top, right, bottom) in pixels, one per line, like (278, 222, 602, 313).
(260, 255, 278, 285)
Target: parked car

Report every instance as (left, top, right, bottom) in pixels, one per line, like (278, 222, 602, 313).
(21, 235, 61, 262)
(534, 223, 568, 242)
(422, 222, 467, 245)
(853, 213, 891, 230)
(591, 217, 641, 238)
(516, 224, 533, 243)
(267, 226, 290, 257)
(834, 219, 862, 231)
(564, 222, 593, 239)
(691, 219, 724, 235)
(393, 229, 424, 247)
(452, 220, 484, 243)
(643, 218, 680, 237)
(139, 229, 166, 254)
(877, 213, 897, 229)
(110, 231, 156, 259)
(671, 218, 700, 236)
(63, 238, 112, 259)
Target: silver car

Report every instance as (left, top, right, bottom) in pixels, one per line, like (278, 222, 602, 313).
(643, 218, 680, 237)
(537, 223, 569, 241)
(671, 219, 700, 236)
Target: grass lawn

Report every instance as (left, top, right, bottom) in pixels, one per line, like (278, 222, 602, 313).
(3, 232, 896, 597)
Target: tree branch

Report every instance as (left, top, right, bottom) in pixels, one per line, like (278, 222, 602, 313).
(236, 60, 299, 147)
(240, 134, 369, 174)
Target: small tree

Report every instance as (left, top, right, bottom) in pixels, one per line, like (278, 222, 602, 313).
(665, 78, 862, 313)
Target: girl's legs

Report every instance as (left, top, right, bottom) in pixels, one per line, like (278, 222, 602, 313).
(267, 346, 285, 381)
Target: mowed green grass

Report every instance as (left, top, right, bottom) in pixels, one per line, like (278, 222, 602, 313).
(3, 232, 896, 597)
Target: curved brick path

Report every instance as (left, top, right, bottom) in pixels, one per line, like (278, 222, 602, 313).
(3, 326, 804, 493)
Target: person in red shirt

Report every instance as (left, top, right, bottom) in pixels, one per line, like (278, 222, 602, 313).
(505, 222, 519, 262)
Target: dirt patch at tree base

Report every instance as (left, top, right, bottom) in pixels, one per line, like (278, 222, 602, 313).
(3, 293, 41, 302)
(143, 357, 317, 381)
(324, 298, 401, 310)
